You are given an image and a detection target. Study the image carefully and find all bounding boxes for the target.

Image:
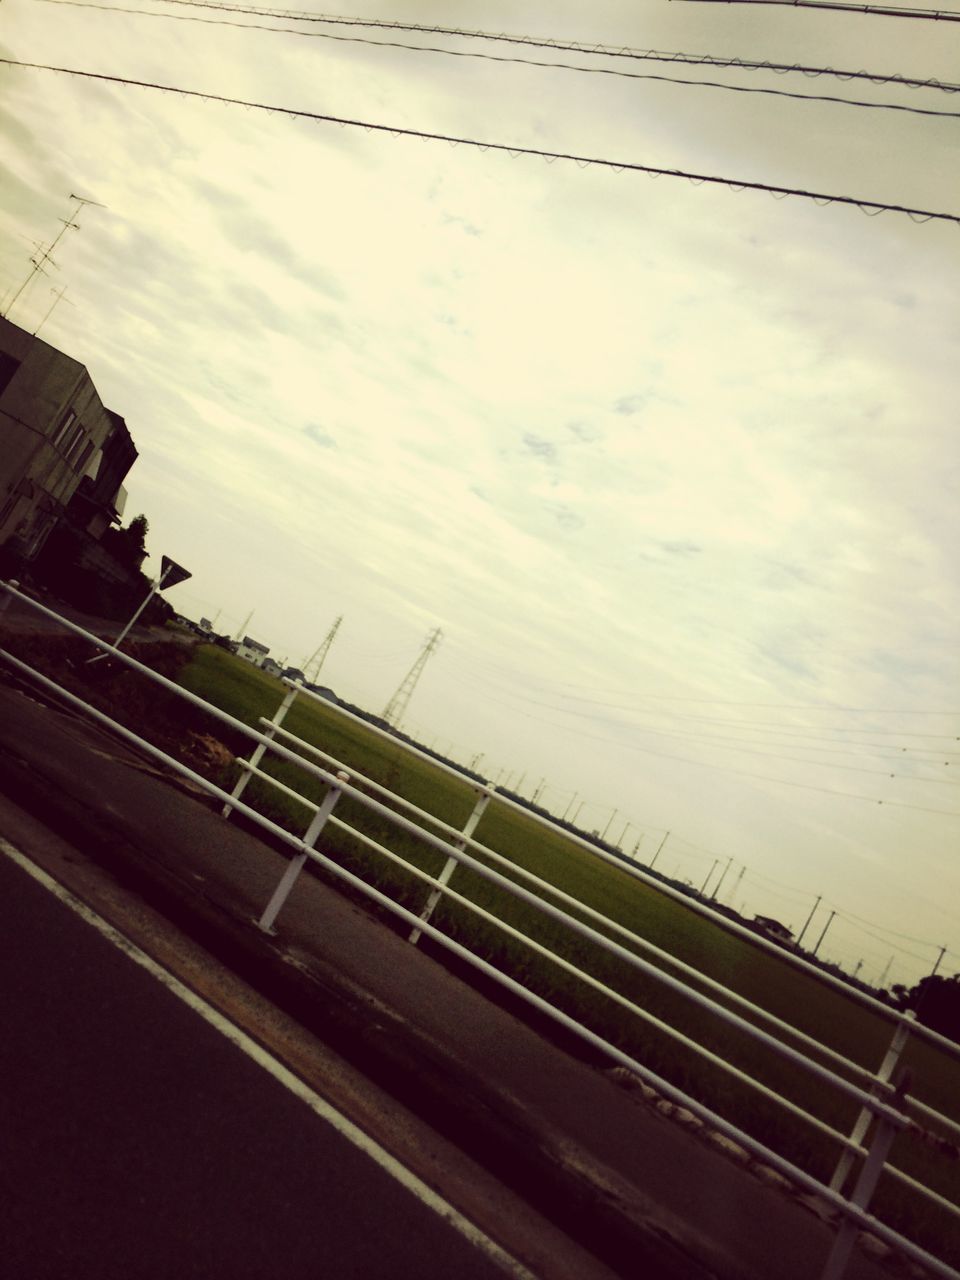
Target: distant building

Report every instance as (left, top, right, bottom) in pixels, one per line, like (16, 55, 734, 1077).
(306, 684, 338, 704)
(752, 915, 793, 945)
(236, 636, 269, 667)
(282, 667, 306, 683)
(0, 315, 136, 568)
(261, 656, 282, 677)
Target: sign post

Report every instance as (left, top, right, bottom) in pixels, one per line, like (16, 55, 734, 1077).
(87, 555, 191, 663)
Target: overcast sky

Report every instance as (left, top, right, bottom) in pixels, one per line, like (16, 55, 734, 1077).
(2, 0, 958, 987)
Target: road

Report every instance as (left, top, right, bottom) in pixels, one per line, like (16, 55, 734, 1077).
(0, 841, 536, 1280)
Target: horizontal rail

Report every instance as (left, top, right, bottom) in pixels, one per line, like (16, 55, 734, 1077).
(2, 637, 958, 1279)
(6, 576, 956, 1064)
(0, 589, 925, 1125)
(239, 759, 873, 1157)
(257, 725, 902, 1100)
(290, 670, 960, 1066)
(234, 757, 908, 1126)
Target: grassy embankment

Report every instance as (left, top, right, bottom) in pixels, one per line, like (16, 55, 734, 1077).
(176, 644, 960, 1261)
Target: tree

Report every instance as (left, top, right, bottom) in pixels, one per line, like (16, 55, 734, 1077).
(105, 513, 149, 570)
(893, 974, 960, 1044)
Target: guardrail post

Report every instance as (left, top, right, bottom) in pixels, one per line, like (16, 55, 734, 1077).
(258, 769, 349, 933)
(819, 1073, 908, 1280)
(829, 1011, 915, 1195)
(0, 580, 19, 616)
(223, 684, 301, 819)
(409, 789, 492, 946)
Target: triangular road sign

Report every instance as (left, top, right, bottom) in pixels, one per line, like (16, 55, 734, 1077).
(159, 555, 191, 590)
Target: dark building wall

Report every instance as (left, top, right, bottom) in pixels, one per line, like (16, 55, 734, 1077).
(0, 316, 133, 562)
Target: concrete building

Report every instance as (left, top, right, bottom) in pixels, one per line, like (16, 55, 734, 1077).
(236, 636, 270, 667)
(0, 315, 136, 568)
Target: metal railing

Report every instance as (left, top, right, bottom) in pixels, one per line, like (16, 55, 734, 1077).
(1, 579, 958, 1280)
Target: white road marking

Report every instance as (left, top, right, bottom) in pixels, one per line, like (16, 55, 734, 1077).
(0, 836, 539, 1280)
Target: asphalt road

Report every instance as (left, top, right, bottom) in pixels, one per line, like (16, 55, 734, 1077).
(0, 847, 529, 1280)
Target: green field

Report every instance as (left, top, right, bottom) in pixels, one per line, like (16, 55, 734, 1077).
(172, 643, 960, 1262)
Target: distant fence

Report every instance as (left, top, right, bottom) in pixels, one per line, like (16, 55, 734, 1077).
(1, 578, 959, 1280)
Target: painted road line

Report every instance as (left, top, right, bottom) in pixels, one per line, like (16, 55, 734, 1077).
(0, 836, 538, 1280)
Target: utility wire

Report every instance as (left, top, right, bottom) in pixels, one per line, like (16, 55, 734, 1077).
(450, 681, 960, 816)
(39, 0, 960, 119)
(5, 59, 957, 225)
(453, 668, 960, 749)
(141, 0, 960, 91)
(831, 906, 949, 947)
(672, 0, 960, 20)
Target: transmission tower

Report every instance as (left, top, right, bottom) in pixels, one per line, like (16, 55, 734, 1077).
(382, 627, 442, 728)
(302, 615, 342, 684)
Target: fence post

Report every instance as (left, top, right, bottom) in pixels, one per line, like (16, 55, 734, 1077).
(409, 789, 492, 946)
(829, 1011, 915, 1195)
(257, 770, 349, 933)
(0, 580, 18, 616)
(223, 684, 300, 819)
(819, 1072, 909, 1280)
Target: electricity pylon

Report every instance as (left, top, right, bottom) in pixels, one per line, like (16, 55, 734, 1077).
(382, 627, 442, 728)
(302, 615, 342, 684)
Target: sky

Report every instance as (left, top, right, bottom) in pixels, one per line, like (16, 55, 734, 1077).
(1, 0, 958, 989)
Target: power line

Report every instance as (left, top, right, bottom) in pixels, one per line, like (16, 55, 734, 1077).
(7, 60, 956, 225)
(39, 0, 960, 120)
(672, 0, 960, 20)
(140, 0, 960, 86)
(452, 668, 960, 751)
(447, 680, 960, 816)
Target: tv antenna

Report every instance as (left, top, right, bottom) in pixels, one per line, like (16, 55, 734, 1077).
(2, 193, 105, 320)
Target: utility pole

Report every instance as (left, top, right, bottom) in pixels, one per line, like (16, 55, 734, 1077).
(302, 614, 342, 684)
(233, 610, 254, 644)
(711, 856, 734, 902)
(570, 799, 585, 827)
(532, 778, 546, 804)
(649, 830, 670, 870)
(631, 836, 643, 861)
(2, 193, 104, 319)
(811, 909, 837, 958)
(616, 819, 631, 850)
(930, 945, 947, 980)
(601, 808, 618, 842)
(561, 791, 578, 821)
(699, 858, 718, 897)
(878, 955, 894, 989)
(382, 627, 442, 728)
(795, 894, 822, 950)
(728, 864, 745, 908)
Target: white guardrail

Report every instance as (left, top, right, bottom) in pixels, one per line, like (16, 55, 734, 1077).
(1, 580, 959, 1280)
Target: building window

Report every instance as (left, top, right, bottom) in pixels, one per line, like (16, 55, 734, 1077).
(51, 407, 77, 448)
(0, 353, 21, 397)
(73, 440, 95, 473)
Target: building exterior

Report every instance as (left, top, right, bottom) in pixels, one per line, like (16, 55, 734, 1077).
(0, 315, 136, 569)
(752, 915, 794, 945)
(236, 636, 270, 667)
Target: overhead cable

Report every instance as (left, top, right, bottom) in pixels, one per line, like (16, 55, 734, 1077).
(5, 59, 957, 225)
(448, 681, 960, 815)
(39, 0, 960, 119)
(672, 0, 960, 20)
(137, 0, 960, 83)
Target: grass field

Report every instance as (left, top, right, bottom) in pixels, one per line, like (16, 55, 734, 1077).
(2, 625, 955, 1263)
(172, 643, 960, 1262)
